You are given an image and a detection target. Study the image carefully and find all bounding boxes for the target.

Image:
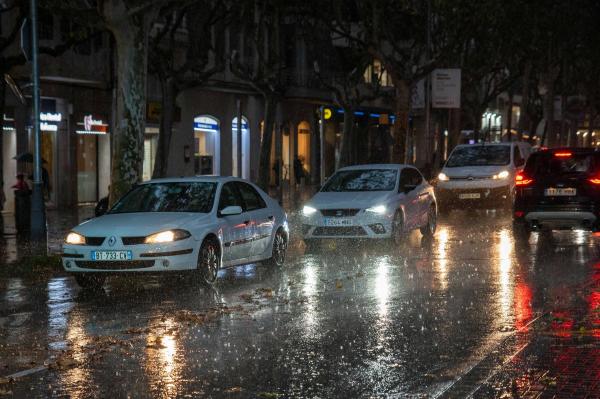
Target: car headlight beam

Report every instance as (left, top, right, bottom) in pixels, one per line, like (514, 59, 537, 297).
(366, 205, 387, 214)
(438, 172, 449, 181)
(144, 229, 191, 244)
(302, 205, 317, 216)
(65, 232, 86, 245)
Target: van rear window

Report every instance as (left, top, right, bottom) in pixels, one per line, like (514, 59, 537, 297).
(525, 152, 600, 176)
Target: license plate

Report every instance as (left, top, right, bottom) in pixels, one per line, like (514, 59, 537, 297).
(459, 193, 481, 199)
(324, 218, 353, 226)
(91, 250, 132, 261)
(545, 188, 576, 196)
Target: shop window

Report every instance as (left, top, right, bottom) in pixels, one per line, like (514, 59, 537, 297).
(194, 115, 220, 175)
(364, 59, 392, 87)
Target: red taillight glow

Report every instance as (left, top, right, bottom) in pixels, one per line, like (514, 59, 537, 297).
(515, 172, 533, 186)
(554, 152, 572, 158)
(514, 211, 525, 218)
(589, 177, 600, 185)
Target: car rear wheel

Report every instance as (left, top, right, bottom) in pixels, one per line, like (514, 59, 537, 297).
(197, 238, 220, 285)
(74, 274, 105, 290)
(420, 205, 437, 237)
(388, 210, 406, 246)
(265, 228, 287, 267)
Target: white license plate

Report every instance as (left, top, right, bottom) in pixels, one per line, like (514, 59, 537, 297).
(459, 193, 481, 199)
(91, 250, 132, 261)
(545, 188, 576, 196)
(324, 218, 353, 227)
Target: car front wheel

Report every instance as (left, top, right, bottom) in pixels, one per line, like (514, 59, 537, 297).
(197, 238, 220, 285)
(388, 210, 406, 246)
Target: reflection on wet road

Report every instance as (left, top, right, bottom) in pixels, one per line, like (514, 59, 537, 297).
(1, 210, 600, 397)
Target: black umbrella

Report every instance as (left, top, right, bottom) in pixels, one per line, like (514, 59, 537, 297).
(13, 152, 47, 164)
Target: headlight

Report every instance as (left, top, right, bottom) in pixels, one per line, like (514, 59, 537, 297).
(438, 173, 449, 181)
(366, 205, 387, 214)
(65, 232, 85, 245)
(493, 170, 510, 180)
(144, 229, 191, 244)
(302, 205, 317, 216)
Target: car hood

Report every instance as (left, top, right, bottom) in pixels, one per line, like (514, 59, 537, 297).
(442, 165, 510, 178)
(307, 191, 395, 210)
(72, 212, 210, 237)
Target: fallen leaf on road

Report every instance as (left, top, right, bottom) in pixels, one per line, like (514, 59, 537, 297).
(335, 280, 343, 289)
(258, 392, 280, 398)
(224, 386, 243, 393)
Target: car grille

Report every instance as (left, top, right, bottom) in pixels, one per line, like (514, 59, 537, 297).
(121, 236, 146, 245)
(85, 237, 105, 246)
(75, 260, 155, 270)
(319, 209, 361, 217)
(449, 176, 493, 180)
(313, 226, 367, 236)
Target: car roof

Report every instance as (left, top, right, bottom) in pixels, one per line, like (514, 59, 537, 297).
(337, 163, 412, 171)
(455, 142, 517, 148)
(141, 176, 244, 184)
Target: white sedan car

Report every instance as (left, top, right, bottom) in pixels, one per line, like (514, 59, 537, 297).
(62, 177, 289, 289)
(302, 164, 437, 246)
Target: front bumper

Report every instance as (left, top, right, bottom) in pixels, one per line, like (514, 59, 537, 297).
(436, 183, 511, 208)
(302, 211, 394, 239)
(62, 240, 199, 273)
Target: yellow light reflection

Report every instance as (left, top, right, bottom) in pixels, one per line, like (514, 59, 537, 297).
(60, 310, 91, 399)
(301, 260, 319, 336)
(145, 318, 181, 398)
(375, 259, 391, 318)
(497, 229, 513, 322)
(436, 227, 449, 291)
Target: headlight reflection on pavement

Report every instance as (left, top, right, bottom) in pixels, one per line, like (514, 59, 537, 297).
(496, 229, 514, 324)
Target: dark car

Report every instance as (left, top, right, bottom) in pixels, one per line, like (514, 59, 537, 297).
(513, 148, 600, 239)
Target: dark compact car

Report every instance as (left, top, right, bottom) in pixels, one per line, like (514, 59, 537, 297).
(513, 148, 600, 239)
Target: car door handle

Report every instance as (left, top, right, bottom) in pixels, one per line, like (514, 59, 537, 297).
(418, 192, 429, 198)
(243, 220, 251, 225)
(268, 215, 275, 221)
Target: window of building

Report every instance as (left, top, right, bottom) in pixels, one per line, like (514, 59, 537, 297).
(39, 9, 54, 40)
(363, 59, 392, 87)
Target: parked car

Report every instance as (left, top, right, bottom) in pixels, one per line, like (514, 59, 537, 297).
(301, 164, 437, 247)
(436, 142, 531, 212)
(62, 177, 289, 289)
(513, 147, 600, 239)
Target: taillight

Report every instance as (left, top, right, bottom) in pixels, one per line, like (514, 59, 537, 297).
(515, 172, 533, 186)
(589, 177, 600, 185)
(554, 151, 572, 158)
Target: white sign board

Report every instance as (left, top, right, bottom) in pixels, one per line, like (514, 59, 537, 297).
(432, 69, 461, 108)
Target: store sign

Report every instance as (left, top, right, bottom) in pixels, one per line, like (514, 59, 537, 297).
(41, 122, 58, 132)
(76, 114, 109, 134)
(40, 112, 62, 122)
(432, 69, 461, 108)
(194, 116, 219, 133)
(323, 108, 332, 120)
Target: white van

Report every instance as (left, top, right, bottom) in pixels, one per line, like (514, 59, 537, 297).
(436, 142, 531, 212)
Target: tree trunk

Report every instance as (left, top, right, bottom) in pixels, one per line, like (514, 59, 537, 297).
(103, 2, 156, 206)
(337, 107, 354, 169)
(518, 62, 531, 141)
(152, 75, 177, 178)
(542, 91, 554, 148)
(0, 76, 5, 207)
(392, 80, 409, 163)
(506, 92, 513, 142)
(258, 95, 277, 190)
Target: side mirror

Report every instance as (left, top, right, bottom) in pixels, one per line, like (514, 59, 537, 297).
(219, 205, 243, 217)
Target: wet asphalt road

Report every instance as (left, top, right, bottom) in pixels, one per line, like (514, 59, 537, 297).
(1, 210, 599, 398)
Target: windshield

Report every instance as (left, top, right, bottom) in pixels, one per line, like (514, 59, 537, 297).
(525, 153, 600, 176)
(446, 146, 511, 167)
(322, 169, 398, 192)
(109, 182, 217, 214)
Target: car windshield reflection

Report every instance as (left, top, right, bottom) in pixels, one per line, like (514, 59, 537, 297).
(321, 169, 398, 192)
(109, 182, 217, 214)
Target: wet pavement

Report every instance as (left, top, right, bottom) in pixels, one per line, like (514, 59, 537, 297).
(1, 208, 600, 398)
